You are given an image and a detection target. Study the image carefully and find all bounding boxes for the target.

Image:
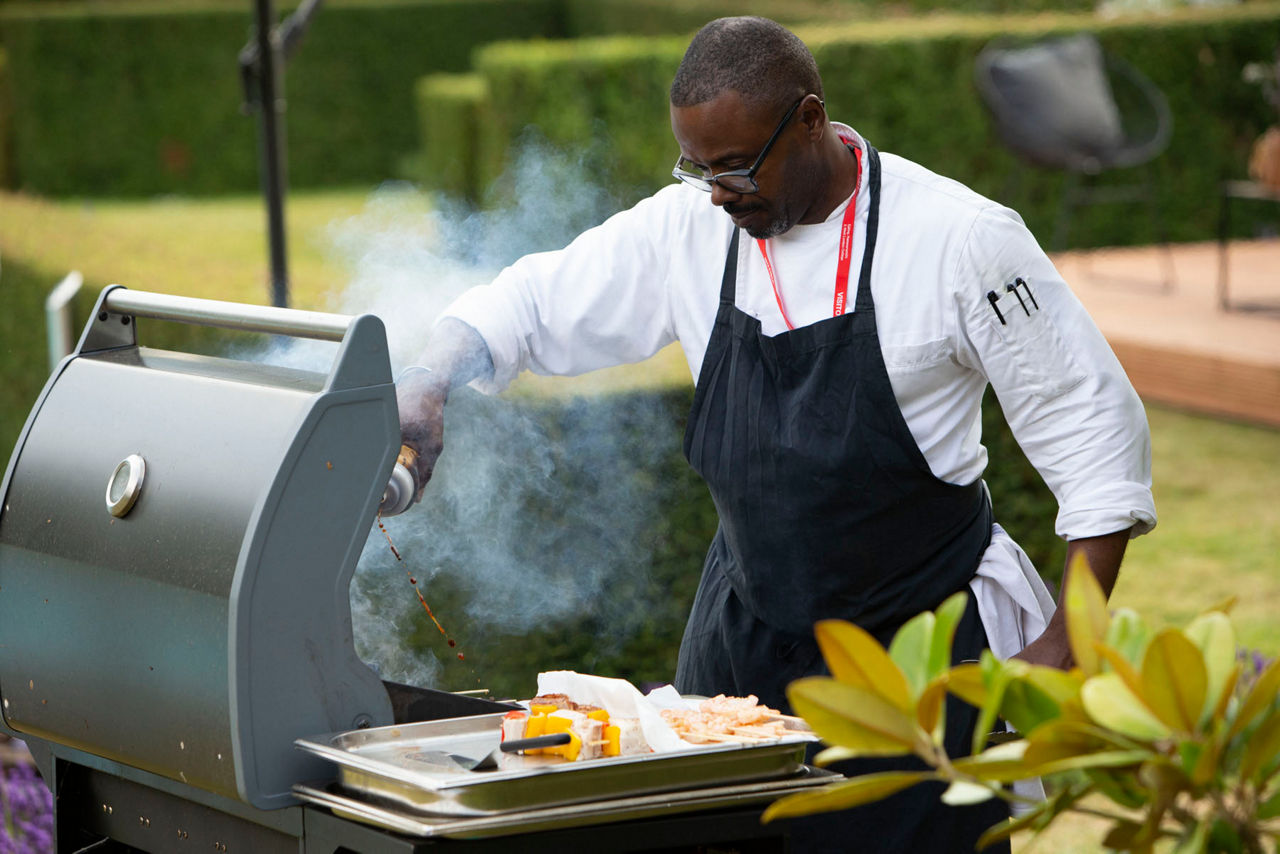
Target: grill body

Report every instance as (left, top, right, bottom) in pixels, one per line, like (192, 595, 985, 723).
(0, 286, 397, 809)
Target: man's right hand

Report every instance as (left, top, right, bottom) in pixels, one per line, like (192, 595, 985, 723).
(393, 318, 496, 502)
(396, 366, 451, 497)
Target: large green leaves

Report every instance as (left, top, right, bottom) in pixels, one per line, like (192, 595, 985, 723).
(1081, 672, 1173, 741)
(1184, 611, 1237, 726)
(787, 677, 923, 758)
(762, 771, 935, 823)
(1064, 553, 1111, 677)
(1141, 629, 1208, 734)
(887, 591, 969, 702)
(814, 619, 911, 712)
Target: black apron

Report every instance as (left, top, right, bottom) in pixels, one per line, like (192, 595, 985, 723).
(675, 147, 1008, 852)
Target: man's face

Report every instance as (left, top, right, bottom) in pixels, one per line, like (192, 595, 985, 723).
(670, 90, 815, 239)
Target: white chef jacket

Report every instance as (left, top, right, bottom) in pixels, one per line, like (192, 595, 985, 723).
(440, 124, 1156, 659)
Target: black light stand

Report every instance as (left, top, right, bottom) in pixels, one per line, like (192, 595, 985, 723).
(239, 0, 323, 308)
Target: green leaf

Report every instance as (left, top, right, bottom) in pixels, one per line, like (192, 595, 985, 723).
(940, 780, 995, 805)
(1171, 820, 1211, 854)
(926, 592, 968, 683)
(761, 772, 934, 822)
(916, 676, 948, 742)
(947, 662, 987, 708)
(1142, 629, 1208, 734)
(951, 740, 1036, 783)
(888, 611, 935, 700)
(1064, 552, 1110, 677)
(1257, 787, 1280, 820)
(814, 619, 912, 713)
(1098, 644, 1146, 699)
(1207, 818, 1245, 854)
(1001, 679, 1065, 737)
(1189, 736, 1220, 787)
(1229, 656, 1280, 742)
(1241, 711, 1280, 782)
(1102, 819, 1145, 850)
(1201, 595, 1238, 616)
(971, 652, 1019, 756)
(787, 677, 922, 757)
(975, 798, 1056, 850)
(812, 745, 859, 767)
(1022, 665, 1085, 705)
(975, 779, 1090, 850)
(1183, 612, 1236, 725)
(1087, 768, 1147, 810)
(1105, 607, 1152, 667)
(1081, 672, 1172, 741)
(1028, 749, 1151, 776)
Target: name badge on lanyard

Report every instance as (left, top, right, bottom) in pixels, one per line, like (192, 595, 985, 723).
(755, 146, 864, 331)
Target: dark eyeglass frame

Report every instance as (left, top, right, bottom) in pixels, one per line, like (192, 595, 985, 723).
(671, 96, 812, 194)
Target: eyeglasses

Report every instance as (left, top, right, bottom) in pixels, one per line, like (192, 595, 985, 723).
(672, 97, 808, 194)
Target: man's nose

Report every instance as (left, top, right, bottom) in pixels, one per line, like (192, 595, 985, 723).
(710, 181, 743, 208)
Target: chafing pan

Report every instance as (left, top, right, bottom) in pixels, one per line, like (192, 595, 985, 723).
(296, 712, 814, 817)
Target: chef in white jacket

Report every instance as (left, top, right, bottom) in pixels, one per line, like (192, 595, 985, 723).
(397, 16, 1155, 852)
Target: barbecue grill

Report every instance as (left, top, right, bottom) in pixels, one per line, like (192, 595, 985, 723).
(0, 286, 830, 852)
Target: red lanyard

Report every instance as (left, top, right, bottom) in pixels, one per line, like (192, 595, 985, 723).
(755, 147, 863, 331)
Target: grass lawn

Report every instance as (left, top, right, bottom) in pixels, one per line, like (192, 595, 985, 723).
(0, 188, 374, 308)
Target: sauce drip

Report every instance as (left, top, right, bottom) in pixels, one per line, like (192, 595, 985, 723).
(377, 514, 465, 658)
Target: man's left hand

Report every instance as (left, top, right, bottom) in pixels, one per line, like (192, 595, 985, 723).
(1011, 527, 1133, 670)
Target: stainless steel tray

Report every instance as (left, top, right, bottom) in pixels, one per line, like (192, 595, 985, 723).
(296, 712, 814, 817)
(294, 766, 840, 839)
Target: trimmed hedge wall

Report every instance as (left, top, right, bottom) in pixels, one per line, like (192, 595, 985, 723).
(0, 0, 563, 195)
(419, 5, 1280, 248)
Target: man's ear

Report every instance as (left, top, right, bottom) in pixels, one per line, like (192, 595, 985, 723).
(798, 95, 827, 142)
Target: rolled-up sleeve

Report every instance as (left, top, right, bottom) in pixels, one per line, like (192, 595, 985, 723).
(440, 190, 680, 394)
(955, 206, 1157, 540)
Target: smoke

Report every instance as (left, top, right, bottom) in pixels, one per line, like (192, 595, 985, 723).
(258, 133, 679, 688)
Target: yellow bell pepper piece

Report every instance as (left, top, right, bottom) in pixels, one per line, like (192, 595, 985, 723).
(587, 709, 610, 722)
(603, 724, 620, 757)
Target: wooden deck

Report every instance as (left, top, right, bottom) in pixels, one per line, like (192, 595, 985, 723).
(1053, 239, 1280, 427)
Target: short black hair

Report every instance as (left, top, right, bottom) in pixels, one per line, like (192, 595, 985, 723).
(669, 17, 823, 112)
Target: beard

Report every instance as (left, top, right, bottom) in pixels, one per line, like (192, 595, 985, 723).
(725, 201, 795, 239)
(746, 214, 794, 240)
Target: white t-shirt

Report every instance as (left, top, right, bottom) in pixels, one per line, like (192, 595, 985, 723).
(441, 124, 1156, 656)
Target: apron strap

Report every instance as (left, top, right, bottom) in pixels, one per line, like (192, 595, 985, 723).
(853, 146, 882, 315)
(719, 227, 741, 306)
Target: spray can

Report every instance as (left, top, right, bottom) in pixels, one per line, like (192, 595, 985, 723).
(379, 444, 419, 517)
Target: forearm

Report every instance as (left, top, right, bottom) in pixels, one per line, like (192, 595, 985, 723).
(1014, 526, 1132, 669)
(409, 317, 495, 392)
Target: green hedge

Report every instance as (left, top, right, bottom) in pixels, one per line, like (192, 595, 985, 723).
(0, 0, 564, 195)
(419, 4, 1280, 248)
(0, 48, 9, 187)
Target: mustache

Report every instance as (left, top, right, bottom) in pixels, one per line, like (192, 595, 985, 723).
(723, 202, 762, 217)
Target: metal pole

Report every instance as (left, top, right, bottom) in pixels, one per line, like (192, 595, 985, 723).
(45, 271, 84, 370)
(254, 0, 290, 308)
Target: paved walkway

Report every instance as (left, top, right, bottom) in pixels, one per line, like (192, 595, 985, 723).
(1053, 239, 1280, 427)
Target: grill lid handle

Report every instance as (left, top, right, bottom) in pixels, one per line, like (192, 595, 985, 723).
(102, 288, 351, 341)
(79, 286, 393, 393)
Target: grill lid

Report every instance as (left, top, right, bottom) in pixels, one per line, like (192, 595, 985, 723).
(0, 286, 400, 809)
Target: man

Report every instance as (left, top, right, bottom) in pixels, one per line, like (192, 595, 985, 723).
(397, 16, 1155, 851)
